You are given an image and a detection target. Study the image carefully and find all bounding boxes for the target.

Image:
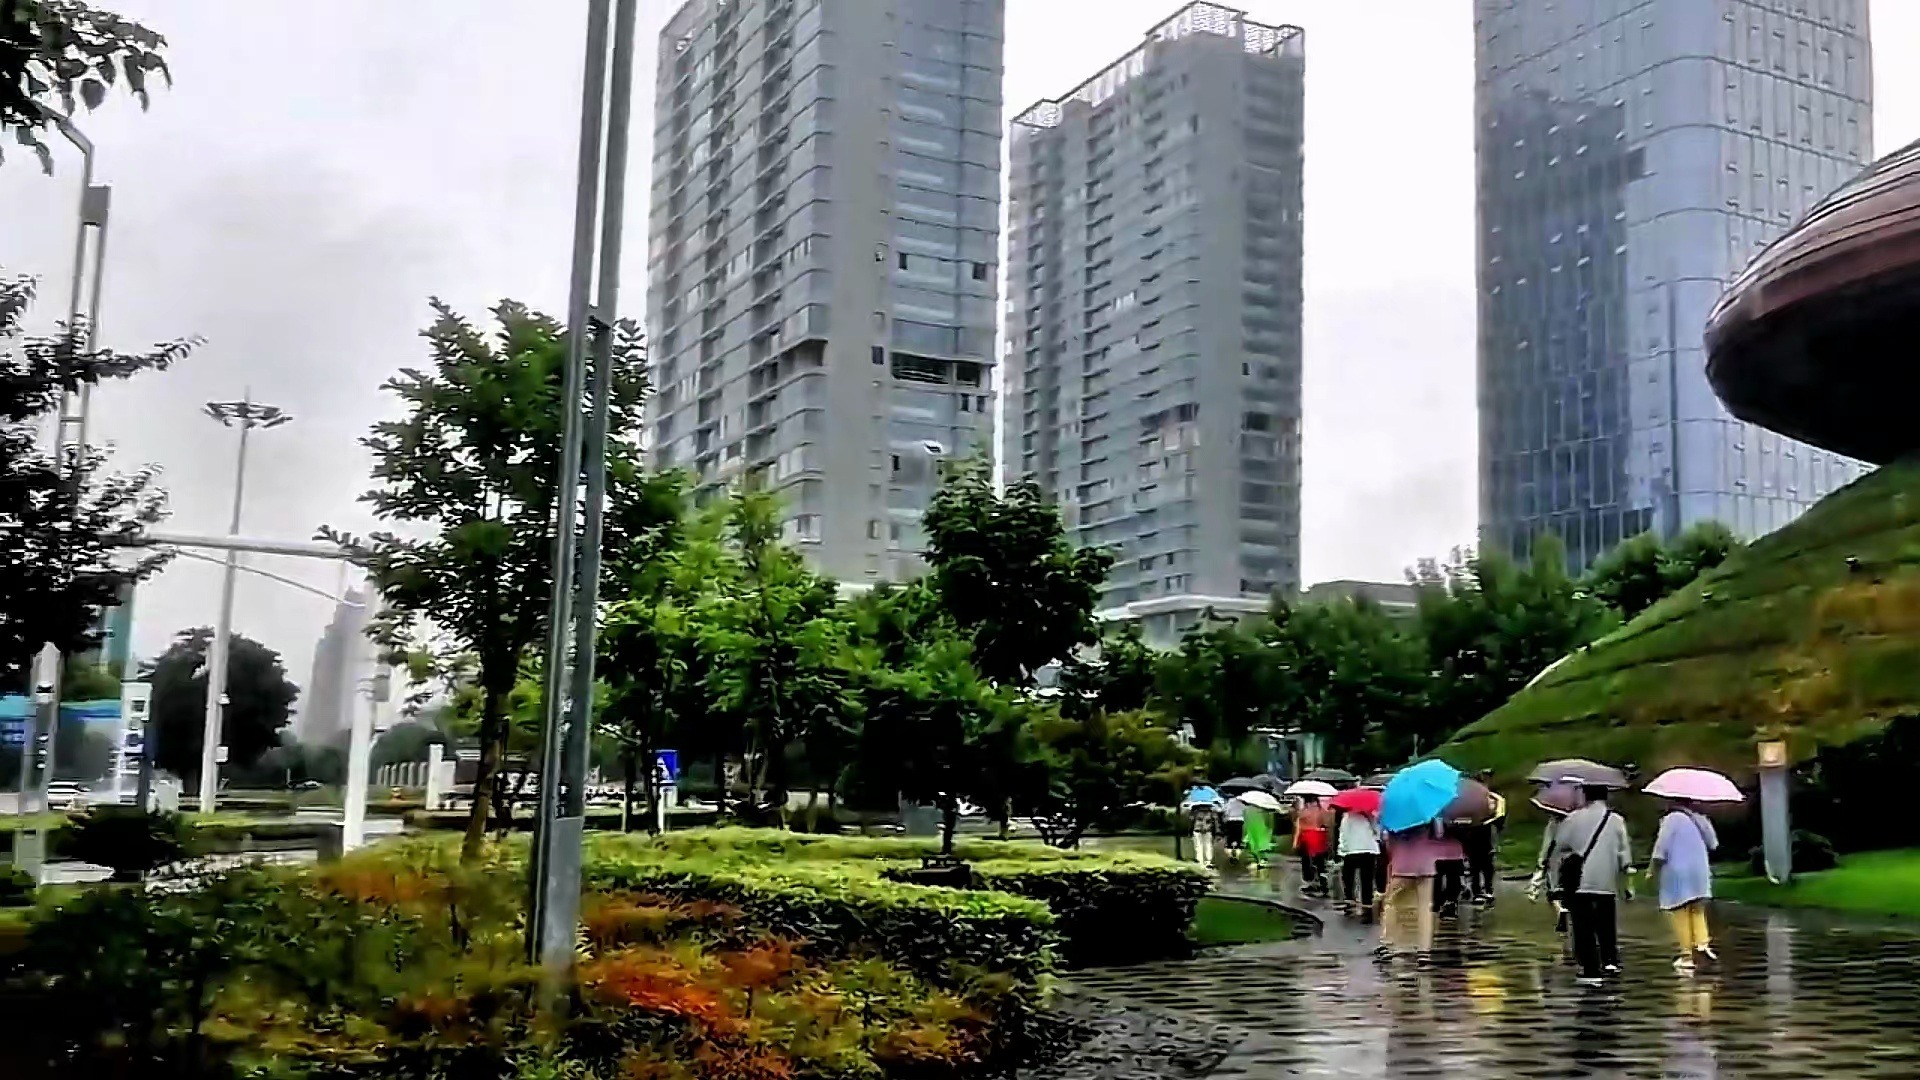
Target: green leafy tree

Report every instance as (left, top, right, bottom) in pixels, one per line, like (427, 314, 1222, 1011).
(694, 489, 855, 823)
(1412, 536, 1613, 741)
(922, 460, 1113, 686)
(596, 472, 714, 830)
(1018, 707, 1197, 848)
(1584, 521, 1740, 620)
(1054, 622, 1159, 721)
(2, 1, 171, 170)
(368, 720, 448, 771)
(142, 628, 300, 783)
(851, 633, 1023, 855)
(1272, 598, 1430, 769)
(1156, 615, 1283, 754)
(323, 299, 649, 861)
(0, 272, 192, 691)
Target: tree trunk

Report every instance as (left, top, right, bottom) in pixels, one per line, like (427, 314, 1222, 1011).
(714, 753, 728, 818)
(940, 801, 959, 858)
(460, 690, 507, 863)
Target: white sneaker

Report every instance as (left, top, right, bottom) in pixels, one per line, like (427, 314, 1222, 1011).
(1673, 957, 1697, 974)
(1696, 945, 1718, 962)
(1604, 963, 1622, 975)
(1575, 976, 1604, 987)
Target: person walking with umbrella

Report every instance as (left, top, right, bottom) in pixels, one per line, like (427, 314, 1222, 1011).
(1222, 794, 1247, 859)
(1184, 785, 1223, 871)
(1375, 760, 1477, 962)
(1645, 768, 1743, 974)
(1331, 786, 1384, 915)
(1551, 785, 1634, 985)
(1287, 780, 1339, 896)
(1459, 770, 1507, 904)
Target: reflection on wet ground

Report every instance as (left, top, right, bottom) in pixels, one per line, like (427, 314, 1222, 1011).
(1066, 867, 1920, 1078)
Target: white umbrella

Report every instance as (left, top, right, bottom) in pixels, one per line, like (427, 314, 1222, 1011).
(1238, 790, 1285, 813)
(1284, 779, 1339, 799)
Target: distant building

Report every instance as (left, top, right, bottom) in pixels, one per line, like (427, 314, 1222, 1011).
(1294, 579, 1420, 617)
(1475, 0, 1874, 569)
(1007, 3, 1305, 640)
(645, 0, 1005, 584)
(297, 589, 368, 746)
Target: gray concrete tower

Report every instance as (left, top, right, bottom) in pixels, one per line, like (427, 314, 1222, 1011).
(1006, 3, 1304, 644)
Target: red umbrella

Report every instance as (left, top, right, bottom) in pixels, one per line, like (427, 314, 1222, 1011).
(1329, 787, 1383, 815)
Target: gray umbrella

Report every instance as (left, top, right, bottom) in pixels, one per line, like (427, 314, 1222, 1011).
(1527, 758, 1629, 789)
(1302, 767, 1359, 789)
(1219, 775, 1287, 797)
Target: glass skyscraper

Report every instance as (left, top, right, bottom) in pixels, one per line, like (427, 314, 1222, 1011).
(1475, 0, 1873, 569)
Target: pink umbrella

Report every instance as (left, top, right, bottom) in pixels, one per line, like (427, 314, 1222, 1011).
(1643, 767, 1745, 804)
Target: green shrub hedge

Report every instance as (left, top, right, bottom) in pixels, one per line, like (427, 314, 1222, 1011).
(582, 842, 1058, 985)
(967, 858, 1208, 966)
(594, 827, 1209, 968)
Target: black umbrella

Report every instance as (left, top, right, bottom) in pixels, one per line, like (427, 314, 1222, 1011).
(1361, 772, 1396, 790)
(1302, 767, 1359, 789)
(1219, 775, 1286, 797)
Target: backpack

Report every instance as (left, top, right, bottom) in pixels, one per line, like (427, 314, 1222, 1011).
(1557, 810, 1613, 899)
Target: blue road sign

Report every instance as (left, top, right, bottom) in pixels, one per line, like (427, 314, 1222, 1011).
(655, 750, 679, 784)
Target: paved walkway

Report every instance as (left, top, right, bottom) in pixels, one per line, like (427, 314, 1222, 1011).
(1064, 867, 1920, 1078)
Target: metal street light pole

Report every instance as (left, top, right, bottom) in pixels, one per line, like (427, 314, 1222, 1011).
(528, 0, 639, 973)
(196, 395, 292, 813)
(12, 108, 111, 878)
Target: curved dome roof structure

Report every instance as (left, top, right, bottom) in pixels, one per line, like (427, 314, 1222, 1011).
(1706, 138, 1920, 465)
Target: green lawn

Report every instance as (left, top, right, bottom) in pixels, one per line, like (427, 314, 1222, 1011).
(1718, 849, 1920, 919)
(1190, 895, 1295, 946)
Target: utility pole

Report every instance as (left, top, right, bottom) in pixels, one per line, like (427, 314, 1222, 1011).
(197, 396, 292, 812)
(528, 0, 639, 974)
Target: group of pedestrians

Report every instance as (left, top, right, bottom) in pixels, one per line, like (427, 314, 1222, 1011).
(1533, 783, 1723, 983)
(1186, 760, 1733, 987)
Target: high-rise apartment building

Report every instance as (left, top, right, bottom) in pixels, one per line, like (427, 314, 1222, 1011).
(1005, 3, 1304, 643)
(297, 588, 368, 746)
(1475, 1, 1873, 568)
(646, 0, 1004, 583)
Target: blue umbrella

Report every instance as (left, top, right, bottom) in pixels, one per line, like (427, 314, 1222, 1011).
(1379, 759, 1464, 833)
(1183, 785, 1222, 806)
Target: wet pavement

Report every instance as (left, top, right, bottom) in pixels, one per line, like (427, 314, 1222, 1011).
(1061, 870, 1920, 1078)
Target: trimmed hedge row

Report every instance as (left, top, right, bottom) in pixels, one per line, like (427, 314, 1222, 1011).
(969, 859, 1210, 967)
(598, 827, 1210, 968)
(582, 843, 1058, 985)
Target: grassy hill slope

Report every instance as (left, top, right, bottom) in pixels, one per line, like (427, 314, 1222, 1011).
(1443, 458, 1920, 790)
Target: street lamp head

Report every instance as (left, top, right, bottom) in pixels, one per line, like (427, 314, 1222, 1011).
(204, 400, 293, 428)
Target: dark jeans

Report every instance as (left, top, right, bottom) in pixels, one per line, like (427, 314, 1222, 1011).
(1432, 859, 1464, 912)
(1461, 826, 1498, 897)
(1342, 853, 1378, 906)
(1301, 847, 1332, 889)
(1569, 893, 1620, 976)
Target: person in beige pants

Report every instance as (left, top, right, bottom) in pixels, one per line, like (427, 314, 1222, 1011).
(1377, 823, 1448, 961)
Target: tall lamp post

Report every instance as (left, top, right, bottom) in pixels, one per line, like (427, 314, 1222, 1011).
(11, 108, 111, 879)
(196, 395, 292, 813)
(527, 0, 640, 973)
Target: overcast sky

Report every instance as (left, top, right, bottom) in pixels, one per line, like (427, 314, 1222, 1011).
(4, 1, 1917, 692)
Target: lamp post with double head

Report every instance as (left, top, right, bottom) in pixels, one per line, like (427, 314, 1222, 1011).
(196, 395, 292, 812)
